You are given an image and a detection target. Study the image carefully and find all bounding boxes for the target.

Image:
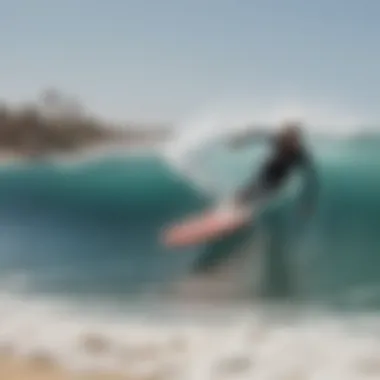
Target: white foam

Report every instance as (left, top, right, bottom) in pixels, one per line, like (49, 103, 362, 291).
(0, 290, 379, 379)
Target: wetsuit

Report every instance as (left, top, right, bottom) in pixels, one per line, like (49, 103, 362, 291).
(236, 140, 318, 205)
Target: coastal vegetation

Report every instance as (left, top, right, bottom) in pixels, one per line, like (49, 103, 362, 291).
(0, 89, 171, 157)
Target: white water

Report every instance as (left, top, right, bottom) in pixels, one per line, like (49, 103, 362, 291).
(1, 288, 380, 379)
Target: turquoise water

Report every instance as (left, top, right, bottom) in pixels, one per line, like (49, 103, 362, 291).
(0, 155, 209, 299)
(0, 137, 379, 309)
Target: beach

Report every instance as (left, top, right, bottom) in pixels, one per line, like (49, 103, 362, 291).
(0, 355, 128, 380)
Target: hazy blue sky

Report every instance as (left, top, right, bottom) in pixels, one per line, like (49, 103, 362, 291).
(0, 0, 379, 124)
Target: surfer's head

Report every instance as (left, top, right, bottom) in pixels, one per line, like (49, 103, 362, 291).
(277, 121, 303, 149)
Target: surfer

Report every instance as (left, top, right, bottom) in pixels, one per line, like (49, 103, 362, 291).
(175, 122, 318, 297)
(231, 122, 319, 216)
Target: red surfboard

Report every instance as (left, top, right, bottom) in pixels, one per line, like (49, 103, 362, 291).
(162, 203, 252, 248)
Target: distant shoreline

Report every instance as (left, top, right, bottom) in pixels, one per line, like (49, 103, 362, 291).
(0, 90, 173, 162)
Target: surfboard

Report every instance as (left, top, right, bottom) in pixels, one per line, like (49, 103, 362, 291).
(162, 202, 253, 248)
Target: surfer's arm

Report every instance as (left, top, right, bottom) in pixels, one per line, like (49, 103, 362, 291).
(227, 127, 272, 149)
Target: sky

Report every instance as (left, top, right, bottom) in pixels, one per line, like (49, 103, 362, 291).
(0, 0, 380, 125)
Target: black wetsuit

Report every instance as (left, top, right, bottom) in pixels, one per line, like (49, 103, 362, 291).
(237, 142, 313, 203)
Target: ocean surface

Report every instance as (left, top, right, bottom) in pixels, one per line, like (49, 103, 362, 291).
(0, 129, 380, 379)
